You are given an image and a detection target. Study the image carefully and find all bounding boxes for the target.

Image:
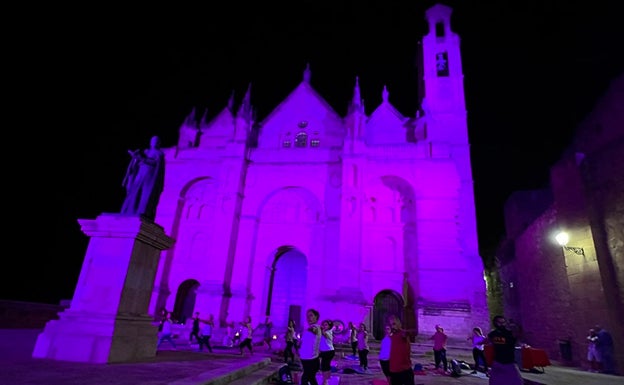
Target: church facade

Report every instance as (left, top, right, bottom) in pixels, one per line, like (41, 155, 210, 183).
(150, 4, 488, 339)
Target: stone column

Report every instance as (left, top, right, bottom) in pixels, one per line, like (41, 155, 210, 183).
(32, 214, 174, 363)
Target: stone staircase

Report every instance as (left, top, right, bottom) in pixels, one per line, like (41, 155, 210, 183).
(176, 356, 282, 385)
(223, 361, 285, 385)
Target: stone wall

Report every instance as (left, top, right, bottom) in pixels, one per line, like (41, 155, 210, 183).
(0, 300, 65, 329)
(497, 72, 624, 374)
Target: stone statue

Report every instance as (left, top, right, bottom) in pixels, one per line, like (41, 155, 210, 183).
(120, 135, 165, 220)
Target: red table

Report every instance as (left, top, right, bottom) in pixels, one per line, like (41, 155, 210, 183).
(521, 347, 551, 372)
(484, 345, 551, 372)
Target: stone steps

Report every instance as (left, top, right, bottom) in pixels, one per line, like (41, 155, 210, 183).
(226, 362, 284, 385)
(178, 357, 271, 385)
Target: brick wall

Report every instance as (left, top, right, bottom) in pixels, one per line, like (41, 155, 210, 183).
(497, 72, 624, 374)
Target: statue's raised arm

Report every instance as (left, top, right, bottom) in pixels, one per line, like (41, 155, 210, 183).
(120, 136, 165, 221)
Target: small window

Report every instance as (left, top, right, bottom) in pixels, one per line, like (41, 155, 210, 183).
(436, 52, 449, 77)
(282, 140, 291, 148)
(435, 22, 445, 37)
(310, 139, 320, 147)
(295, 132, 308, 148)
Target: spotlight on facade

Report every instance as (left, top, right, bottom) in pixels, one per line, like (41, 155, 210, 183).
(555, 231, 585, 256)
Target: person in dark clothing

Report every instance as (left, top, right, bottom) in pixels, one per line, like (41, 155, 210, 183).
(487, 315, 522, 385)
(595, 324, 616, 374)
(189, 312, 201, 344)
(284, 319, 297, 364)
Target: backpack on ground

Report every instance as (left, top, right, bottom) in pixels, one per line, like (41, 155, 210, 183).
(277, 364, 294, 384)
(450, 359, 462, 377)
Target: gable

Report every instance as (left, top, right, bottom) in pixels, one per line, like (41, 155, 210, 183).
(257, 82, 345, 149)
(198, 107, 235, 148)
(365, 102, 410, 145)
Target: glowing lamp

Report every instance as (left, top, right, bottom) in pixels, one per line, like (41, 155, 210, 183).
(555, 231, 584, 256)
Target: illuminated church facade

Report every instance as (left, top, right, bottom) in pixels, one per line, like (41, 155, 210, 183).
(151, 4, 488, 339)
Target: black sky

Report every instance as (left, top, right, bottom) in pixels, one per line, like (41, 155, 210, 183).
(7, 1, 623, 305)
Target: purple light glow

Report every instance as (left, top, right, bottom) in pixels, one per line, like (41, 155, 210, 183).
(34, 3, 489, 364)
(150, 3, 487, 341)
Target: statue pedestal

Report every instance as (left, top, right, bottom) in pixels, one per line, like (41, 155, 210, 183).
(33, 214, 174, 363)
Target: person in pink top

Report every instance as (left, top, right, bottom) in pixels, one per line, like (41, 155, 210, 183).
(357, 323, 370, 373)
(430, 325, 448, 372)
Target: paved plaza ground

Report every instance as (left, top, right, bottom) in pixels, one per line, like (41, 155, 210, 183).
(2, 329, 622, 385)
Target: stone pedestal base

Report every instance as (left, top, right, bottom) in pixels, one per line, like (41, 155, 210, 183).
(32, 311, 157, 363)
(32, 214, 173, 363)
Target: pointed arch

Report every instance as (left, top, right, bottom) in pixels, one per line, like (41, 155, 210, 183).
(373, 290, 404, 340)
(173, 279, 200, 323)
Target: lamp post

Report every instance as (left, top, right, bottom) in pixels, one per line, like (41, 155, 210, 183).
(555, 231, 585, 256)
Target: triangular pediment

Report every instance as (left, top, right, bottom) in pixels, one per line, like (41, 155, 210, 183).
(257, 82, 345, 148)
(197, 106, 235, 148)
(365, 101, 410, 145)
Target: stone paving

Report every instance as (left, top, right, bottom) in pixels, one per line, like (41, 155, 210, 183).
(2, 329, 622, 385)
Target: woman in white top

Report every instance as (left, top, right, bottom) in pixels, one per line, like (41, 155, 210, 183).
(467, 326, 488, 374)
(319, 320, 335, 385)
(238, 316, 254, 356)
(378, 324, 392, 384)
(298, 308, 321, 385)
(198, 314, 214, 353)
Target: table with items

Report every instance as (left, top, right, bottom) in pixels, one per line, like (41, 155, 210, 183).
(521, 346, 551, 372)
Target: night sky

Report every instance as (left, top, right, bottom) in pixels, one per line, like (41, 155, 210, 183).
(7, 1, 623, 305)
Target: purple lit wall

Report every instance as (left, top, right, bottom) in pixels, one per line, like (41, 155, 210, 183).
(150, 3, 488, 340)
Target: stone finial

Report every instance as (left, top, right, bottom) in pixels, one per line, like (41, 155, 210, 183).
(352, 76, 361, 107)
(227, 90, 235, 112)
(303, 63, 311, 83)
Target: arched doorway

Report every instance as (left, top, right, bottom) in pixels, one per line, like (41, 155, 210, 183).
(173, 279, 199, 324)
(373, 290, 404, 340)
(265, 246, 307, 332)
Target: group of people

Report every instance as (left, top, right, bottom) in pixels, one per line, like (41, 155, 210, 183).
(420, 316, 521, 385)
(220, 315, 274, 356)
(282, 309, 379, 385)
(586, 324, 615, 374)
(378, 314, 416, 385)
(346, 321, 371, 373)
(278, 312, 372, 385)
(157, 310, 217, 352)
(292, 308, 332, 385)
(159, 309, 617, 384)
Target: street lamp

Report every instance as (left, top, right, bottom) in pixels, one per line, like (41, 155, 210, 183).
(555, 231, 585, 256)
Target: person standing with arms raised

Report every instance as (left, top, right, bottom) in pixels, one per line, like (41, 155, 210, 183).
(348, 321, 358, 359)
(378, 324, 393, 385)
(387, 314, 414, 385)
(189, 312, 201, 344)
(467, 326, 489, 375)
(198, 314, 214, 353)
(298, 308, 322, 385)
(284, 319, 297, 364)
(430, 325, 448, 373)
(319, 319, 336, 385)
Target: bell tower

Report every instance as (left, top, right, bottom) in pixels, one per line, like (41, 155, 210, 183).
(420, 3, 483, 291)
(421, 3, 468, 144)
